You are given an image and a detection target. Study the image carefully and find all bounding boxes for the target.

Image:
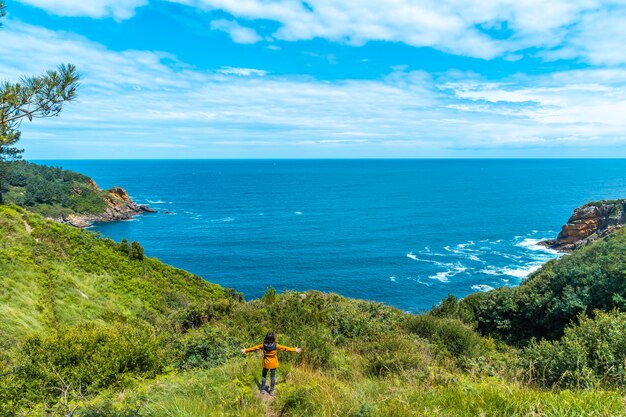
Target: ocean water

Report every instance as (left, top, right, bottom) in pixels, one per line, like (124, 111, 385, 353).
(38, 159, 626, 312)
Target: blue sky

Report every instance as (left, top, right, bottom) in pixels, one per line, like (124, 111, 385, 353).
(2, 0, 626, 158)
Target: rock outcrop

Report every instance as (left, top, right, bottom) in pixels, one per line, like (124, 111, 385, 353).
(541, 199, 626, 251)
(57, 183, 156, 228)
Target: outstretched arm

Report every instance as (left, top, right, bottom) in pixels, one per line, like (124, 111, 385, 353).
(277, 344, 302, 353)
(241, 344, 263, 354)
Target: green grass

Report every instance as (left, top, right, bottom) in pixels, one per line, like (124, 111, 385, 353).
(79, 358, 625, 417)
(0, 205, 224, 342)
(3, 203, 626, 416)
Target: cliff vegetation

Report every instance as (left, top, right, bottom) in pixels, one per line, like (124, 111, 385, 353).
(1, 204, 625, 416)
(2, 161, 153, 225)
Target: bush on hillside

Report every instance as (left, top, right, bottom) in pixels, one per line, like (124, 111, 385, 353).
(129, 241, 144, 260)
(295, 326, 336, 370)
(359, 333, 431, 377)
(174, 325, 243, 370)
(10, 323, 168, 409)
(430, 294, 476, 323)
(169, 299, 236, 333)
(522, 310, 626, 389)
(440, 230, 626, 345)
(404, 315, 483, 359)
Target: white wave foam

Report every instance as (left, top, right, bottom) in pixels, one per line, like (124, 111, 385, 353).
(430, 272, 451, 282)
(456, 241, 474, 249)
(407, 253, 454, 267)
(516, 238, 559, 255)
(480, 263, 543, 279)
(147, 199, 170, 204)
(294, 211, 303, 215)
(389, 276, 397, 282)
(501, 264, 542, 278)
(468, 255, 482, 262)
(471, 284, 494, 292)
(428, 265, 467, 283)
(211, 217, 235, 223)
(479, 267, 502, 276)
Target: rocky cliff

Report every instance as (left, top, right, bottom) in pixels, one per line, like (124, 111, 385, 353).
(58, 184, 156, 228)
(541, 199, 626, 251)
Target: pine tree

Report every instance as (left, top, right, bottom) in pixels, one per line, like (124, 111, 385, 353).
(262, 286, 277, 304)
(119, 238, 131, 255)
(0, 1, 79, 203)
(129, 241, 144, 261)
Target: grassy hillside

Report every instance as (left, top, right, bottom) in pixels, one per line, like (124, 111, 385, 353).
(1, 205, 626, 416)
(0, 205, 225, 342)
(2, 161, 115, 217)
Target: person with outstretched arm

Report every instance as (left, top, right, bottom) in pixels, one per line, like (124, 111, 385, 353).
(241, 332, 301, 395)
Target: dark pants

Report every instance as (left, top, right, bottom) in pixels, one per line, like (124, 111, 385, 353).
(261, 368, 276, 392)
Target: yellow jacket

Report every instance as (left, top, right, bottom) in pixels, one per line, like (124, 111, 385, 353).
(244, 343, 297, 369)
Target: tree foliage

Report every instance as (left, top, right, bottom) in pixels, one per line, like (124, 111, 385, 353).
(129, 241, 145, 261)
(2, 160, 109, 216)
(0, 4, 80, 203)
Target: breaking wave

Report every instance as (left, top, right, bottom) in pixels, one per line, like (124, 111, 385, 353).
(405, 231, 561, 288)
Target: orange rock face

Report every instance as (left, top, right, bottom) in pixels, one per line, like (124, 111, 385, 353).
(543, 200, 626, 251)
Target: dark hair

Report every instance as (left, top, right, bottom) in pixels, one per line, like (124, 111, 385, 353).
(264, 332, 276, 344)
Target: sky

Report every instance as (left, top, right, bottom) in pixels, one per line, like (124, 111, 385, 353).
(2, 1, 626, 159)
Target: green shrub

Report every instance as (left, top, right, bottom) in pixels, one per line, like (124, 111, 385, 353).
(262, 286, 278, 304)
(174, 325, 242, 370)
(464, 230, 626, 344)
(404, 315, 483, 358)
(352, 402, 375, 417)
(328, 299, 401, 343)
(296, 327, 335, 370)
(522, 310, 626, 388)
(119, 238, 130, 255)
(129, 241, 144, 261)
(431, 294, 476, 323)
(169, 299, 235, 333)
(359, 333, 430, 377)
(12, 323, 168, 407)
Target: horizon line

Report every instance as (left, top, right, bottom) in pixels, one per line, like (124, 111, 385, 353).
(29, 157, 626, 161)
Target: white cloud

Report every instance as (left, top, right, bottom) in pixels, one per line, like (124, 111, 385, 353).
(217, 67, 267, 76)
(168, 0, 626, 63)
(553, 9, 626, 65)
(210, 19, 262, 44)
(3, 21, 626, 158)
(15, 0, 147, 20)
(14, 0, 626, 63)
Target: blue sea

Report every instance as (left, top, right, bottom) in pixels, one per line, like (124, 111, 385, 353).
(38, 159, 626, 312)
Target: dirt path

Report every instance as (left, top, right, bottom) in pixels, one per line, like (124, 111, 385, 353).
(23, 219, 33, 234)
(255, 390, 277, 417)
